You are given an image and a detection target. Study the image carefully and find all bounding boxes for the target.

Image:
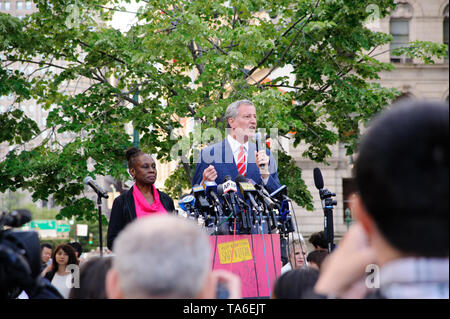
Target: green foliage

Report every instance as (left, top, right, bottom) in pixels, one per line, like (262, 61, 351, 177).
(0, 0, 446, 219)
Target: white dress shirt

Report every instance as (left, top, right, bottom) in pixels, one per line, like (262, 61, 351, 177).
(227, 135, 269, 185)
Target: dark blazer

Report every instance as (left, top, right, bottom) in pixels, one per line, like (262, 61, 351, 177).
(192, 139, 282, 194)
(106, 186, 175, 250)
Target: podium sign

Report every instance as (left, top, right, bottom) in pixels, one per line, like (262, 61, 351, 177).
(209, 234, 281, 298)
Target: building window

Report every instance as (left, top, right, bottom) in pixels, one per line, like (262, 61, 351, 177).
(17, 1, 23, 10)
(390, 3, 413, 63)
(4, 2, 11, 10)
(26, 1, 32, 10)
(390, 19, 411, 63)
(444, 5, 449, 62)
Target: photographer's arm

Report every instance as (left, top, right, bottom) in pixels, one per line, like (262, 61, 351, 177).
(314, 223, 376, 298)
(198, 269, 242, 299)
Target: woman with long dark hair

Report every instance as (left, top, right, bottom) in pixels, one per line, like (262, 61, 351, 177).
(43, 244, 79, 298)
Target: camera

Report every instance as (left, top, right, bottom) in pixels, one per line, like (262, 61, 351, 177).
(0, 209, 61, 299)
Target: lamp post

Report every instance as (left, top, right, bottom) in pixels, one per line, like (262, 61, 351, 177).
(344, 208, 353, 230)
(133, 92, 139, 148)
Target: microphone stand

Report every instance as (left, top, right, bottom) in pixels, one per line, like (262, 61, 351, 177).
(96, 194, 103, 257)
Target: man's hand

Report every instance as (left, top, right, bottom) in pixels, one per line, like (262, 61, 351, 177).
(199, 269, 242, 299)
(201, 165, 218, 184)
(255, 150, 269, 178)
(41, 262, 52, 277)
(314, 223, 376, 298)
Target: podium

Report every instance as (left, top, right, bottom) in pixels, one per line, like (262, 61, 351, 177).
(209, 234, 281, 298)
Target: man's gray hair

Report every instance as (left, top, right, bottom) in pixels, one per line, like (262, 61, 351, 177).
(225, 100, 254, 128)
(112, 215, 211, 298)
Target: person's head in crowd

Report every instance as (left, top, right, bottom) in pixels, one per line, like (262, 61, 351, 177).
(51, 244, 79, 272)
(308, 231, 328, 251)
(69, 257, 112, 299)
(307, 250, 328, 270)
(354, 100, 448, 260)
(106, 215, 213, 299)
(225, 100, 257, 143)
(41, 243, 53, 266)
(272, 267, 320, 299)
(288, 239, 307, 269)
(68, 242, 83, 259)
(126, 147, 157, 187)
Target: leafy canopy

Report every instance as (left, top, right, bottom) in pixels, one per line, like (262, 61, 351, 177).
(0, 0, 447, 220)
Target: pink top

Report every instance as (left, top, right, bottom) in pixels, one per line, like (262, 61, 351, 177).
(133, 183, 167, 218)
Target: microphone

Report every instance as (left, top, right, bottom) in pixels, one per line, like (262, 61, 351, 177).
(255, 132, 265, 171)
(234, 175, 260, 212)
(313, 167, 324, 190)
(84, 176, 109, 199)
(222, 175, 238, 195)
(247, 179, 278, 230)
(192, 184, 211, 214)
(270, 184, 288, 201)
(221, 175, 241, 219)
(248, 179, 278, 210)
(1, 209, 32, 227)
(204, 181, 224, 216)
(178, 194, 196, 214)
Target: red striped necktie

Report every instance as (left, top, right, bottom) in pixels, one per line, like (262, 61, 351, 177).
(237, 145, 247, 176)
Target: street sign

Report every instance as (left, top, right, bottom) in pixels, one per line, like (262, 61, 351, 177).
(76, 224, 88, 236)
(57, 223, 70, 233)
(30, 220, 56, 230)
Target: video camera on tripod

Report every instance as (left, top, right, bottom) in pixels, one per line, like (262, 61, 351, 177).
(0, 209, 62, 299)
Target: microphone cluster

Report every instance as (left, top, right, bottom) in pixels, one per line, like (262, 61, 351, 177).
(178, 175, 296, 235)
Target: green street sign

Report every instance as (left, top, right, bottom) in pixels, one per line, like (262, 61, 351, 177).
(30, 220, 56, 230)
(57, 223, 70, 233)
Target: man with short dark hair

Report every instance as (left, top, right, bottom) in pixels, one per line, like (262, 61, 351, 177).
(314, 100, 449, 299)
(308, 231, 328, 252)
(40, 243, 53, 272)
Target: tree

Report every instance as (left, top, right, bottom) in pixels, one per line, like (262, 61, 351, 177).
(0, 0, 447, 221)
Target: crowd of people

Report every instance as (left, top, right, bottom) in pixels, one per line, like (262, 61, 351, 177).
(21, 98, 449, 299)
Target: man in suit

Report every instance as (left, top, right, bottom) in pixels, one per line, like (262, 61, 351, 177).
(192, 100, 281, 193)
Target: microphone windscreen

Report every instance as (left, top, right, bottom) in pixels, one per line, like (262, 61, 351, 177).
(13, 209, 32, 224)
(217, 184, 224, 196)
(234, 174, 247, 184)
(84, 176, 93, 185)
(313, 167, 324, 190)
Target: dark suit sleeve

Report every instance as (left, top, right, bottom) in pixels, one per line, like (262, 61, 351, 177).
(192, 149, 206, 186)
(107, 195, 125, 251)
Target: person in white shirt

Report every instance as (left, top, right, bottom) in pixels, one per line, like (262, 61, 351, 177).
(43, 244, 79, 299)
